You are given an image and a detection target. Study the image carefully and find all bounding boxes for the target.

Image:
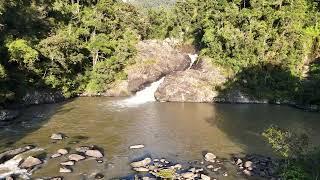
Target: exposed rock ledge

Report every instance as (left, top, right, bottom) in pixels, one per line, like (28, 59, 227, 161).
(102, 40, 191, 96)
(155, 57, 270, 104)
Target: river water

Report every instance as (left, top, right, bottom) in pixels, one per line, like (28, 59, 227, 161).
(1, 97, 320, 179)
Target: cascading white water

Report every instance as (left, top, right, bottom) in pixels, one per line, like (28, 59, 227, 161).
(188, 54, 198, 69)
(119, 77, 165, 106)
(115, 54, 198, 107)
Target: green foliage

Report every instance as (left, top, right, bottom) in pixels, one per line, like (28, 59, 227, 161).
(6, 39, 39, 71)
(155, 168, 176, 179)
(262, 126, 309, 158)
(0, 64, 6, 79)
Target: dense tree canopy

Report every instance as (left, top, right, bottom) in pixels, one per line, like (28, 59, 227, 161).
(0, 0, 319, 106)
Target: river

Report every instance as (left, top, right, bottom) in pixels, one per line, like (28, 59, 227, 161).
(1, 97, 320, 179)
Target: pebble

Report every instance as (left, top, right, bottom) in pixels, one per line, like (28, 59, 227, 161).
(75, 146, 90, 153)
(243, 169, 252, 176)
(223, 172, 228, 177)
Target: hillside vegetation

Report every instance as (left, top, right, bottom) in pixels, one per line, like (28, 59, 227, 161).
(0, 0, 320, 106)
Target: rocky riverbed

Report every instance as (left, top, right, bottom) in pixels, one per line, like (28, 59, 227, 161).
(0, 132, 280, 180)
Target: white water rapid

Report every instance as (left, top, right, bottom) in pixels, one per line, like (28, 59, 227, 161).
(115, 54, 198, 107)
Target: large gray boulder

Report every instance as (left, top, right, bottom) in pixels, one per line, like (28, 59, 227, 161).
(155, 57, 226, 102)
(103, 40, 190, 96)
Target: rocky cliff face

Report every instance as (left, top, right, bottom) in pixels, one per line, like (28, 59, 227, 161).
(104, 40, 190, 96)
(155, 58, 226, 102)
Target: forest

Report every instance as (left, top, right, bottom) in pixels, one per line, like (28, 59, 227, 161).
(1, 0, 320, 179)
(1, 0, 320, 106)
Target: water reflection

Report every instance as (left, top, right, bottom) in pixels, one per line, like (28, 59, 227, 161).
(0, 98, 319, 179)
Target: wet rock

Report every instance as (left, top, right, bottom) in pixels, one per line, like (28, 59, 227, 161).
(60, 161, 75, 166)
(200, 174, 211, 180)
(49, 177, 63, 180)
(189, 167, 196, 173)
(133, 167, 149, 172)
(96, 158, 103, 163)
(59, 166, 72, 173)
(20, 156, 42, 168)
(129, 144, 145, 149)
(75, 146, 90, 153)
(0, 145, 35, 164)
(94, 173, 104, 179)
(85, 150, 103, 158)
(213, 167, 221, 172)
(181, 172, 195, 179)
(51, 153, 62, 158)
(243, 169, 252, 176)
(5, 176, 14, 180)
(22, 90, 64, 106)
(50, 133, 64, 140)
(204, 153, 216, 163)
(173, 164, 182, 170)
(206, 165, 214, 169)
(57, 149, 68, 155)
(223, 172, 228, 177)
(130, 158, 152, 168)
(160, 159, 166, 163)
(155, 57, 226, 103)
(244, 161, 253, 168)
(68, 154, 85, 162)
(235, 158, 242, 165)
(102, 40, 191, 96)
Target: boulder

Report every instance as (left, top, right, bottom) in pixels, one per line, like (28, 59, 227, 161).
(181, 172, 195, 179)
(50, 133, 64, 140)
(75, 146, 91, 153)
(57, 149, 68, 155)
(60, 166, 72, 173)
(200, 174, 211, 180)
(103, 40, 190, 96)
(244, 161, 253, 168)
(204, 153, 217, 163)
(60, 161, 75, 166)
(130, 158, 152, 168)
(155, 58, 226, 102)
(68, 154, 85, 162)
(20, 156, 42, 169)
(51, 153, 62, 158)
(85, 150, 103, 158)
(0, 145, 34, 164)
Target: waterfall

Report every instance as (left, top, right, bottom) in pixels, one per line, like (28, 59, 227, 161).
(188, 54, 198, 69)
(115, 54, 198, 106)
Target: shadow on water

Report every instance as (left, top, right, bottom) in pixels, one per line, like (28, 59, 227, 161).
(209, 62, 320, 156)
(0, 100, 72, 151)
